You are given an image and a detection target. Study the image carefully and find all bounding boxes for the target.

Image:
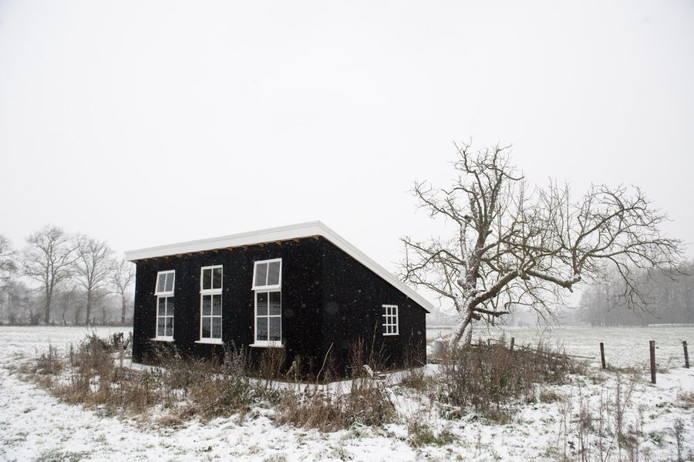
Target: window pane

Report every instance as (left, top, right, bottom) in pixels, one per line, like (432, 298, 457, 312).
(202, 268, 211, 290)
(156, 273, 166, 293)
(165, 273, 174, 293)
(158, 298, 166, 316)
(267, 261, 280, 286)
(256, 292, 268, 315)
(202, 295, 211, 316)
(212, 295, 222, 316)
(168, 298, 174, 315)
(213, 267, 222, 289)
(256, 318, 268, 341)
(165, 317, 174, 337)
(212, 318, 222, 339)
(269, 317, 281, 341)
(157, 318, 165, 337)
(269, 292, 281, 316)
(202, 318, 211, 338)
(254, 262, 268, 287)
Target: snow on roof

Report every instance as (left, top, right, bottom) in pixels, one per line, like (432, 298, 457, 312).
(125, 221, 432, 312)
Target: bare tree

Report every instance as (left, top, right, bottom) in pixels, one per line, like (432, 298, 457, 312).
(22, 225, 79, 324)
(579, 260, 694, 326)
(0, 234, 17, 319)
(401, 143, 682, 347)
(111, 257, 135, 325)
(3, 280, 36, 324)
(0, 234, 16, 276)
(73, 235, 113, 326)
(55, 284, 80, 325)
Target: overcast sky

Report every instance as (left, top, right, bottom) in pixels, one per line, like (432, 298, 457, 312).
(1, 0, 693, 280)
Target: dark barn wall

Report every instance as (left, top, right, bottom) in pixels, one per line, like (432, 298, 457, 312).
(132, 235, 426, 377)
(320, 239, 427, 374)
(132, 239, 324, 367)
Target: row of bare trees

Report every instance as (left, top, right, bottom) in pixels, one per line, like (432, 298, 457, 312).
(579, 260, 694, 326)
(0, 226, 134, 326)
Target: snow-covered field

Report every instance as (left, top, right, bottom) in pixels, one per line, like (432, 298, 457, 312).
(1, 326, 693, 461)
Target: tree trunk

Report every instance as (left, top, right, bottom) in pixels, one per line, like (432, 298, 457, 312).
(449, 305, 474, 349)
(120, 294, 126, 325)
(43, 289, 52, 324)
(74, 304, 82, 325)
(85, 291, 92, 326)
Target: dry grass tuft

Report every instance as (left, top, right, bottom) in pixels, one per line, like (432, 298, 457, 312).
(275, 378, 395, 431)
(676, 390, 694, 409)
(438, 339, 579, 421)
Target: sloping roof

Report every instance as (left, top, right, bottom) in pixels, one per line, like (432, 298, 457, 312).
(125, 221, 432, 312)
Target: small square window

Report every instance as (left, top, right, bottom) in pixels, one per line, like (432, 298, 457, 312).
(155, 271, 175, 296)
(201, 265, 223, 291)
(252, 259, 282, 290)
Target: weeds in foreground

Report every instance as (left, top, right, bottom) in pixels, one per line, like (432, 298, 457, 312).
(275, 345, 395, 431)
(406, 416, 455, 448)
(28, 334, 395, 431)
(23, 333, 692, 459)
(676, 390, 694, 409)
(437, 339, 580, 422)
(30, 335, 274, 422)
(275, 380, 394, 432)
(34, 345, 64, 377)
(546, 370, 694, 462)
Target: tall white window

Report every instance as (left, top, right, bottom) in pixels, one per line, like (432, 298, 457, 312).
(200, 265, 223, 341)
(155, 270, 175, 339)
(252, 259, 282, 346)
(383, 304, 399, 336)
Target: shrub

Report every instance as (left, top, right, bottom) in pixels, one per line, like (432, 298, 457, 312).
(34, 345, 64, 376)
(275, 378, 395, 431)
(407, 418, 455, 447)
(276, 341, 395, 431)
(676, 391, 694, 410)
(439, 340, 578, 421)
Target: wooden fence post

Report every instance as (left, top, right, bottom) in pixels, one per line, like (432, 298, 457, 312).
(684, 341, 690, 369)
(510, 337, 515, 352)
(650, 340, 656, 384)
(600, 342, 606, 369)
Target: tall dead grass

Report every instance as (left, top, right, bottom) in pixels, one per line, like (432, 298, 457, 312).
(437, 339, 582, 421)
(33, 335, 274, 423)
(28, 333, 588, 436)
(275, 372, 395, 431)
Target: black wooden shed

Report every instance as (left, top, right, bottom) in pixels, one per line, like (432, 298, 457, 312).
(125, 222, 431, 378)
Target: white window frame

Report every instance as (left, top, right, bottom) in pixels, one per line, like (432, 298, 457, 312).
(251, 258, 283, 347)
(252, 258, 282, 290)
(199, 265, 223, 344)
(155, 270, 175, 297)
(382, 304, 399, 336)
(154, 270, 175, 340)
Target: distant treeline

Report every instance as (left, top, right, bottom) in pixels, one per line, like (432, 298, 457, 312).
(579, 260, 694, 326)
(0, 225, 134, 326)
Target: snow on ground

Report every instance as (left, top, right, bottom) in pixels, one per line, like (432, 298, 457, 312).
(1, 326, 693, 461)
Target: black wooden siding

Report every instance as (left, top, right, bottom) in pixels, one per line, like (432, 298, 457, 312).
(132, 236, 426, 377)
(320, 239, 426, 373)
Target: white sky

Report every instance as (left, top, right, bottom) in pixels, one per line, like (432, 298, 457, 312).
(1, 0, 693, 277)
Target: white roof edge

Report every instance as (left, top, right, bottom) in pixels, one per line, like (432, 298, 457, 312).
(125, 221, 433, 312)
